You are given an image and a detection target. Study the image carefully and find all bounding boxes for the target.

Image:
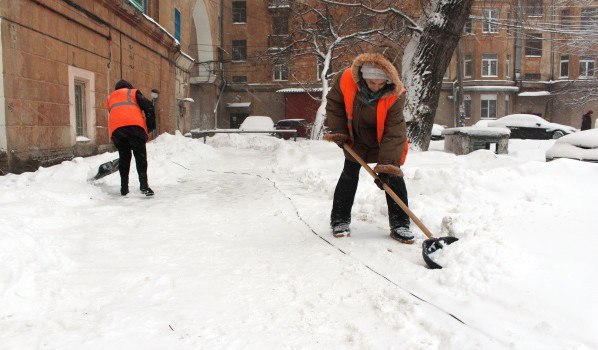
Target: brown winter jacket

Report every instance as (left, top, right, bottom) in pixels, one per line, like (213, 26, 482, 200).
(325, 53, 407, 166)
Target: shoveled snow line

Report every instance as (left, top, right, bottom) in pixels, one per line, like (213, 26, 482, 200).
(201, 168, 500, 337)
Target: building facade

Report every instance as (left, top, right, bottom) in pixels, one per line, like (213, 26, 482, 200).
(0, 0, 197, 174)
(436, 0, 597, 129)
(1, 0, 596, 174)
(206, 0, 596, 133)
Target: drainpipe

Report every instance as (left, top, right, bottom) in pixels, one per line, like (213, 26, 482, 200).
(514, 0, 523, 86)
(213, 82, 226, 129)
(549, 0, 555, 80)
(214, 0, 226, 129)
(0, 17, 7, 154)
(456, 41, 464, 126)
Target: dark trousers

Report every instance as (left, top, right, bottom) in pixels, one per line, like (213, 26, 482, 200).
(331, 159, 410, 229)
(112, 126, 149, 189)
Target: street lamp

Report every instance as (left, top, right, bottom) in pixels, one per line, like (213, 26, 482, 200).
(151, 89, 159, 101)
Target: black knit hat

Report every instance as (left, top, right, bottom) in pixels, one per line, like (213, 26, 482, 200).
(114, 79, 133, 90)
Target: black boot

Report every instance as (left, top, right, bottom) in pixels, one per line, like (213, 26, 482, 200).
(120, 177, 129, 196)
(138, 173, 154, 196)
(141, 187, 154, 196)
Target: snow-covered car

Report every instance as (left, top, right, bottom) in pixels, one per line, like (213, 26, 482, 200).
(431, 124, 445, 140)
(239, 116, 275, 131)
(545, 128, 598, 163)
(487, 114, 577, 140)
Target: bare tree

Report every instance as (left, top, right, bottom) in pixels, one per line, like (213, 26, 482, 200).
(268, 0, 412, 139)
(402, 0, 474, 150)
(268, 0, 474, 149)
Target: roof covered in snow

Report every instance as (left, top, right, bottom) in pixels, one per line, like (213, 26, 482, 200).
(518, 91, 551, 97)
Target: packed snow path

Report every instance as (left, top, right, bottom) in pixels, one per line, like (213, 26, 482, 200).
(1, 133, 596, 349)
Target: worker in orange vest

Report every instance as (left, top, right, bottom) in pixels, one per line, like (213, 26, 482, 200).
(325, 52, 412, 243)
(106, 80, 156, 196)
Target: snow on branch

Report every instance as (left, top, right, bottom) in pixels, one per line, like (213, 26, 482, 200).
(322, 0, 422, 33)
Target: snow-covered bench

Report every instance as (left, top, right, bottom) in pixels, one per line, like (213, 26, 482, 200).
(442, 127, 510, 155)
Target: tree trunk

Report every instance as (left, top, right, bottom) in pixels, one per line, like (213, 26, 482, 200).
(402, 0, 474, 151)
(311, 51, 333, 140)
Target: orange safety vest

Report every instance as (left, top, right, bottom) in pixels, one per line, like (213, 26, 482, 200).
(339, 68, 409, 165)
(106, 88, 147, 137)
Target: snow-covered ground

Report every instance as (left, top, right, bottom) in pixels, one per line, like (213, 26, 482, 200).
(1, 133, 596, 349)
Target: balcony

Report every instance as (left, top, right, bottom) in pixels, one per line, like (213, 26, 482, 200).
(268, 0, 290, 11)
(268, 35, 290, 49)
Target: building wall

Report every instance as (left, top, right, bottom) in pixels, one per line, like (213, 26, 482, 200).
(285, 93, 320, 124)
(189, 0, 225, 130)
(0, 0, 195, 174)
(197, 0, 596, 135)
(441, 0, 597, 128)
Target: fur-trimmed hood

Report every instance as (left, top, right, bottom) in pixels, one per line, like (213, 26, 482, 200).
(350, 53, 405, 97)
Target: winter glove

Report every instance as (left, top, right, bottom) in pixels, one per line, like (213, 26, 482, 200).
(374, 173, 391, 190)
(374, 164, 403, 190)
(323, 133, 350, 147)
(147, 118, 156, 133)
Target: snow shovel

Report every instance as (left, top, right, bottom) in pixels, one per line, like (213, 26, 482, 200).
(342, 143, 458, 269)
(92, 158, 119, 180)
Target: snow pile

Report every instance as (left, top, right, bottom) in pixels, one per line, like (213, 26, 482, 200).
(1, 133, 596, 349)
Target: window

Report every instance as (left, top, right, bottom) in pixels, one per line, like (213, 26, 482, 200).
(482, 53, 498, 77)
(561, 9, 572, 29)
(505, 95, 510, 115)
(68, 66, 95, 143)
(273, 62, 288, 81)
(464, 55, 473, 78)
(559, 55, 569, 78)
(127, 0, 145, 12)
(74, 81, 87, 137)
(232, 1, 247, 23)
(525, 33, 542, 56)
(526, 0, 542, 17)
(581, 8, 598, 31)
(354, 14, 374, 31)
(483, 9, 499, 33)
(464, 17, 473, 34)
(463, 95, 471, 119)
(174, 8, 181, 42)
(232, 40, 247, 61)
(273, 16, 288, 35)
(505, 55, 511, 78)
(230, 113, 249, 129)
(579, 56, 595, 79)
(232, 75, 247, 83)
(316, 17, 331, 36)
(481, 94, 497, 119)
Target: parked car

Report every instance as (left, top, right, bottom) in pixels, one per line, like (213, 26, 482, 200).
(545, 128, 598, 162)
(431, 124, 445, 140)
(487, 114, 577, 139)
(239, 116, 274, 131)
(274, 119, 309, 139)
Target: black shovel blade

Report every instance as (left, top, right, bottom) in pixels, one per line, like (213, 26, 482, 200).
(422, 237, 459, 269)
(93, 159, 120, 180)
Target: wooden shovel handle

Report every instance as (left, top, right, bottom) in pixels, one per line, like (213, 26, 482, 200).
(343, 144, 435, 239)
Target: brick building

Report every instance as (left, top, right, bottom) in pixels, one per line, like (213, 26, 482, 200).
(1, 0, 596, 174)
(436, 0, 598, 129)
(205, 0, 596, 133)
(0, 0, 198, 174)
